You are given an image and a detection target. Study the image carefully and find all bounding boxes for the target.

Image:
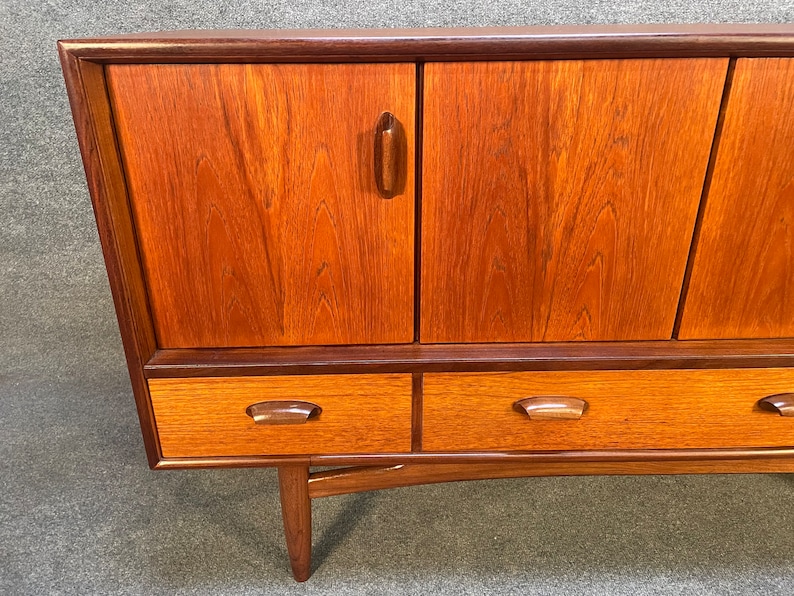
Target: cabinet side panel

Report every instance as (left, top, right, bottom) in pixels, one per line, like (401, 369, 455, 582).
(107, 64, 415, 348)
(58, 51, 161, 466)
(679, 58, 794, 339)
(421, 59, 727, 343)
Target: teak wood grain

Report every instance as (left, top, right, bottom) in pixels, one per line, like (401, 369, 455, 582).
(58, 27, 794, 583)
(679, 58, 794, 339)
(422, 369, 794, 451)
(148, 374, 412, 457)
(421, 58, 727, 343)
(107, 63, 415, 348)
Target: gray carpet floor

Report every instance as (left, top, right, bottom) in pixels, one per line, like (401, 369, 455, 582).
(3, 1, 794, 594)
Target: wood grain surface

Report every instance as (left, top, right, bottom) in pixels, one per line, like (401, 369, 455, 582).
(422, 369, 794, 451)
(148, 374, 412, 457)
(107, 63, 415, 348)
(679, 58, 794, 339)
(421, 58, 727, 343)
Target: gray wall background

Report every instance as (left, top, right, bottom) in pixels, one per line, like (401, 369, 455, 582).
(2, 2, 794, 594)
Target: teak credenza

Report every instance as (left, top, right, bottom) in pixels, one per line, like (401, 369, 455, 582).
(59, 25, 794, 581)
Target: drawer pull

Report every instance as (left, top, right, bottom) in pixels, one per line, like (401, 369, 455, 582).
(374, 111, 404, 199)
(246, 401, 322, 425)
(758, 394, 794, 417)
(513, 396, 589, 420)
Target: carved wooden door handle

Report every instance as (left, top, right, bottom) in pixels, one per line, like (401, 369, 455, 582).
(757, 394, 794, 417)
(513, 396, 589, 420)
(374, 111, 405, 198)
(245, 401, 322, 425)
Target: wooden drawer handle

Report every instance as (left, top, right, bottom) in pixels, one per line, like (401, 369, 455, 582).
(374, 111, 405, 198)
(245, 401, 322, 425)
(758, 394, 794, 417)
(513, 396, 589, 420)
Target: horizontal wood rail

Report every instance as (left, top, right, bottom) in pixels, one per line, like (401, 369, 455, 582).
(306, 458, 794, 498)
(153, 447, 794, 470)
(145, 339, 794, 378)
(59, 24, 794, 63)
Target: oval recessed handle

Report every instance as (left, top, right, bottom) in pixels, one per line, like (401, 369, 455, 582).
(757, 393, 794, 417)
(513, 396, 589, 420)
(374, 111, 405, 198)
(245, 401, 322, 425)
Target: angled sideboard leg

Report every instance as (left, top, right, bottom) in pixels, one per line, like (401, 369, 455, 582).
(277, 464, 312, 581)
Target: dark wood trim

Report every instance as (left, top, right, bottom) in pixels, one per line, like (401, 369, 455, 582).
(152, 446, 794, 469)
(411, 373, 423, 451)
(58, 24, 794, 63)
(673, 58, 738, 338)
(413, 62, 424, 342)
(58, 46, 161, 467)
(144, 339, 794, 378)
(307, 458, 794, 498)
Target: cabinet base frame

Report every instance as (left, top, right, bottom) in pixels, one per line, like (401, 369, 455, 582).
(272, 454, 794, 581)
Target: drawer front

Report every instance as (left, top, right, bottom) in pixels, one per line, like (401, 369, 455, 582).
(149, 374, 412, 457)
(423, 369, 794, 452)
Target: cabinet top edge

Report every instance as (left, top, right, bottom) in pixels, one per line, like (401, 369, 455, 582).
(58, 24, 794, 62)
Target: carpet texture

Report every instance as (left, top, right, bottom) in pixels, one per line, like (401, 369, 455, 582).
(2, 1, 794, 594)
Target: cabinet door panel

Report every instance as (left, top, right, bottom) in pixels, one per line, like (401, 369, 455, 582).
(679, 59, 794, 339)
(108, 64, 415, 348)
(421, 59, 727, 343)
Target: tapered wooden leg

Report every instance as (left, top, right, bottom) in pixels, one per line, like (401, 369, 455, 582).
(278, 464, 312, 581)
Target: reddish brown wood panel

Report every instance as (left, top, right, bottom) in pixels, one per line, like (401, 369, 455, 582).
(421, 59, 727, 343)
(679, 58, 794, 339)
(422, 369, 794, 451)
(148, 374, 412, 457)
(107, 63, 415, 348)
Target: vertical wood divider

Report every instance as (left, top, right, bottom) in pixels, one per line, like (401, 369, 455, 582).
(412, 63, 425, 452)
(672, 58, 737, 338)
(414, 62, 424, 342)
(411, 372, 423, 451)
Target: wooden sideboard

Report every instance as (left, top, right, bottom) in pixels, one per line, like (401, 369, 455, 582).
(59, 25, 794, 581)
